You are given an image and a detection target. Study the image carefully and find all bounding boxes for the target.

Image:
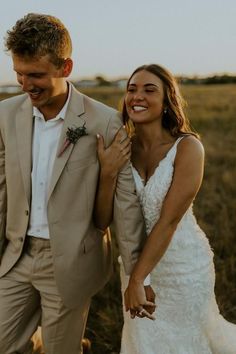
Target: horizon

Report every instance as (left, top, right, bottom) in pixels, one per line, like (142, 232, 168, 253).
(1, 71, 236, 87)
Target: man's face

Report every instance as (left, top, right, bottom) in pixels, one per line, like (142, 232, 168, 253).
(12, 54, 69, 114)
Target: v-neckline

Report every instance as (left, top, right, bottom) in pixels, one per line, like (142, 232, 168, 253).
(132, 137, 182, 187)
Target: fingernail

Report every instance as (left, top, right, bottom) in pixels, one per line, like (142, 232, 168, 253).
(96, 134, 100, 139)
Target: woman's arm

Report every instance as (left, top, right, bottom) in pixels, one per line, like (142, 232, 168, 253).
(125, 136, 205, 311)
(94, 127, 131, 230)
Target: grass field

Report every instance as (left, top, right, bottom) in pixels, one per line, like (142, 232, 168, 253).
(1, 84, 236, 353)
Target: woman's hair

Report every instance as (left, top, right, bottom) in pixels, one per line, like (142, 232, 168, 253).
(122, 64, 199, 138)
(5, 13, 72, 68)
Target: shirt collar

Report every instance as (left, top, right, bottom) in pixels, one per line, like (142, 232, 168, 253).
(33, 82, 72, 121)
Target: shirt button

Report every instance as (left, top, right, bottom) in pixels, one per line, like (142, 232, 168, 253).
(25, 210, 29, 216)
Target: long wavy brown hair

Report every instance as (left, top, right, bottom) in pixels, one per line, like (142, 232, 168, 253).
(122, 64, 199, 138)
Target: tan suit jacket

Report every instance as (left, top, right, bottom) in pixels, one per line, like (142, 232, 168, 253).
(0, 84, 145, 308)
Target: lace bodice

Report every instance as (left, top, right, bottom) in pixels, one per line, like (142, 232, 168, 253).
(132, 137, 194, 234)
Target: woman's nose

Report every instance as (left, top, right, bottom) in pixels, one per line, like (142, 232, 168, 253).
(133, 91, 144, 101)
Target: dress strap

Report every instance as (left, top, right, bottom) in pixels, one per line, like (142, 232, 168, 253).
(173, 136, 185, 147)
(167, 136, 185, 162)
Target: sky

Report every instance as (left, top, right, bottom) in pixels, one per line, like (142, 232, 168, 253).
(0, 0, 235, 84)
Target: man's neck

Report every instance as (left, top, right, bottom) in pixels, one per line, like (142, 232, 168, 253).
(38, 84, 69, 120)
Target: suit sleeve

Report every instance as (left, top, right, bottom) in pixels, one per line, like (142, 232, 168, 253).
(105, 112, 146, 274)
(0, 121, 7, 262)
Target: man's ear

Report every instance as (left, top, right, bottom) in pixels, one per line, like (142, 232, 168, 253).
(63, 58, 73, 77)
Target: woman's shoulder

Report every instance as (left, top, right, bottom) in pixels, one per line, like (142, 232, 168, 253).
(179, 134, 204, 152)
(176, 134, 204, 161)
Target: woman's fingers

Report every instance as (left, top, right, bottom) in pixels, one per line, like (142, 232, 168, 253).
(129, 305, 156, 320)
(135, 307, 156, 321)
(125, 293, 156, 319)
(121, 144, 131, 157)
(96, 134, 105, 156)
(114, 126, 127, 143)
(114, 127, 131, 149)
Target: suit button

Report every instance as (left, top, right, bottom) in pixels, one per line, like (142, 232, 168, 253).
(19, 237, 24, 242)
(25, 210, 29, 216)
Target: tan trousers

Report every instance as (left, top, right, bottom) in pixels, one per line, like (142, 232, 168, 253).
(0, 237, 90, 354)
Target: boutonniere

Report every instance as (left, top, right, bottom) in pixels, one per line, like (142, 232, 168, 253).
(58, 122, 88, 157)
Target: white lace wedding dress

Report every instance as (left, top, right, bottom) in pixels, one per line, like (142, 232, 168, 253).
(119, 137, 236, 354)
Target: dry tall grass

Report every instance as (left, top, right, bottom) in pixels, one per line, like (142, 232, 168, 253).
(1, 84, 236, 354)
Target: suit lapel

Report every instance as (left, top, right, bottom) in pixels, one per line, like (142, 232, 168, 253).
(16, 97, 33, 205)
(48, 86, 86, 200)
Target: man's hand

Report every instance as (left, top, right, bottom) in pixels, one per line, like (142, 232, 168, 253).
(143, 285, 156, 315)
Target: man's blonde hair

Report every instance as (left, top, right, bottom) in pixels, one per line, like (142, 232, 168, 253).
(5, 13, 72, 67)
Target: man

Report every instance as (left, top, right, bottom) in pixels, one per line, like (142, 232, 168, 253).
(0, 13, 147, 354)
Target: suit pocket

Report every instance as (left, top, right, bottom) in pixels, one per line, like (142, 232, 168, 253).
(66, 155, 97, 171)
(82, 231, 103, 254)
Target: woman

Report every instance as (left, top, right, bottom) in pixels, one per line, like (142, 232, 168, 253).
(95, 64, 236, 353)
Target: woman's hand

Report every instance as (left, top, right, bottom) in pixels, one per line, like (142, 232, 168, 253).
(94, 127, 131, 230)
(97, 126, 131, 179)
(124, 279, 156, 320)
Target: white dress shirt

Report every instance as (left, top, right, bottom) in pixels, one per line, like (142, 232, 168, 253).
(27, 84, 71, 239)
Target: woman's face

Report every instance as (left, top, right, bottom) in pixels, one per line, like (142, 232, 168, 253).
(125, 70, 165, 125)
